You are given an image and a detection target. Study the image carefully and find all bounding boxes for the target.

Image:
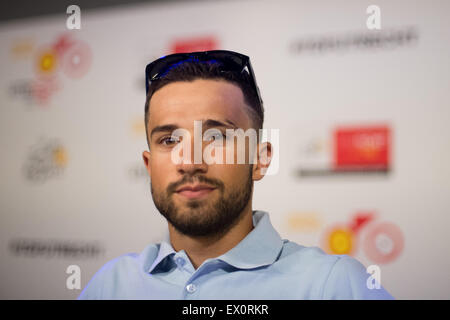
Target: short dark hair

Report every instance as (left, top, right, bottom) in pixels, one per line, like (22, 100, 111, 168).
(144, 60, 264, 149)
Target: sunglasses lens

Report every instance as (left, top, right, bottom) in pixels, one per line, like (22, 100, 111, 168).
(149, 55, 189, 80)
(145, 51, 259, 105)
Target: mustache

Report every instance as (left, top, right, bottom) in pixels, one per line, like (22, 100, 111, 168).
(167, 175, 225, 194)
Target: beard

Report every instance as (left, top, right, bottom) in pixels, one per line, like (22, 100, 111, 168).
(151, 166, 253, 238)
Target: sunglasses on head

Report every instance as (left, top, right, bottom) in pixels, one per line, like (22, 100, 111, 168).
(145, 50, 263, 106)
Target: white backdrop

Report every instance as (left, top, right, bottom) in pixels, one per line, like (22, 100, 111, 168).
(1, 0, 449, 299)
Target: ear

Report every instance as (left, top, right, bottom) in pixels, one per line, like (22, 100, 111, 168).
(142, 150, 152, 178)
(252, 141, 272, 181)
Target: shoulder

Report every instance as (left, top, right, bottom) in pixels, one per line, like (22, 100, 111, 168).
(77, 243, 159, 300)
(277, 240, 340, 272)
(321, 253, 394, 299)
(276, 240, 394, 299)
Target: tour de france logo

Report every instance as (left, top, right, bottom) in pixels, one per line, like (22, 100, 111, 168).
(321, 212, 404, 264)
(10, 33, 92, 105)
(23, 138, 68, 183)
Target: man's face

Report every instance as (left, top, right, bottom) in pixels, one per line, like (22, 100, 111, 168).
(143, 79, 256, 238)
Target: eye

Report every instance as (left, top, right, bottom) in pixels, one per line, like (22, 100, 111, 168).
(159, 135, 181, 146)
(205, 131, 226, 141)
(211, 132, 223, 140)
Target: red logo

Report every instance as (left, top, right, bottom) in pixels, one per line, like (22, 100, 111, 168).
(321, 211, 404, 264)
(334, 125, 390, 170)
(170, 36, 218, 53)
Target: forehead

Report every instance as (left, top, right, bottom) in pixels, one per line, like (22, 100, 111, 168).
(148, 79, 251, 129)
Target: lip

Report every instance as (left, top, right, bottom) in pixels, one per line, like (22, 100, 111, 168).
(176, 184, 216, 192)
(175, 184, 217, 199)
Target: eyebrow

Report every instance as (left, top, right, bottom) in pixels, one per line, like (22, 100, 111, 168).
(150, 119, 237, 139)
(203, 119, 237, 130)
(150, 124, 179, 139)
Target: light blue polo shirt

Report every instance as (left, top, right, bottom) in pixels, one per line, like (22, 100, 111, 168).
(78, 210, 394, 300)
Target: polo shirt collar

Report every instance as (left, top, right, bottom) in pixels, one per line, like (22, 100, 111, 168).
(216, 210, 283, 269)
(147, 241, 176, 273)
(147, 210, 283, 273)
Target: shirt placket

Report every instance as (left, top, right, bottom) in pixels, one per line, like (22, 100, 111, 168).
(172, 251, 201, 299)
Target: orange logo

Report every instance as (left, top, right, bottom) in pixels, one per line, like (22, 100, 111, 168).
(286, 212, 322, 233)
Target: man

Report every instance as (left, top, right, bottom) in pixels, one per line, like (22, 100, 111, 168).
(78, 50, 393, 299)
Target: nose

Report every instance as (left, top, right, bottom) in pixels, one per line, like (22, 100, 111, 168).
(175, 135, 208, 176)
(177, 161, 208, 176)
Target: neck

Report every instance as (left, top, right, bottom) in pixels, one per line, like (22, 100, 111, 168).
(168, 202, 254, 269)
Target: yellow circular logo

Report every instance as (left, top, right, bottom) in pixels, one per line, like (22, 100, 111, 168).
(328, 228, 354, 254)
(37, 51, 57, 74)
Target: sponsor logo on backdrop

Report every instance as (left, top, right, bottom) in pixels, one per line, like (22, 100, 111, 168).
(321, 211, 404, 264)
(9, 238, 104, 259)
(297, 124, 391, 177)
(170, 36, 218, 53)
(9, 33, 92, 106)
(131, 117, 146, 138)
(22, 137, 68, 183)
(128, 162, 150, 183)
(286, 211, 322, 233)
(290, 26, 418, 55)
(10, 38, 35, 60)
(334, 125, 390, 171)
